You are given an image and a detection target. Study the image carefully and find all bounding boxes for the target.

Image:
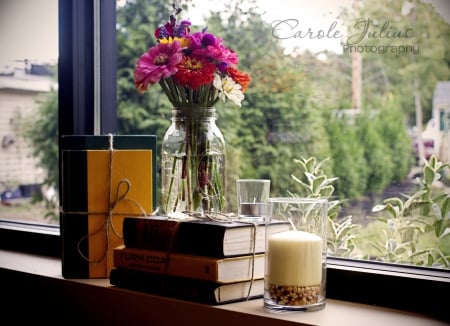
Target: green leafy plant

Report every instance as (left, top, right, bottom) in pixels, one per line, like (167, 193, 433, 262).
(368, 155, 450, 267)
(289, 157, 360, 257)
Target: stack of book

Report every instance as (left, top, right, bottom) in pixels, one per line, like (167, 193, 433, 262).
(109, 215, 290, 305)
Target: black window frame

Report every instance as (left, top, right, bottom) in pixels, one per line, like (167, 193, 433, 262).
(0, 0, 448, 322)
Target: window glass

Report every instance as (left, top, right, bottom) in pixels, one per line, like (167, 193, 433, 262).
(0, 0, 59, 225)
(116, 0, 450, 270)
(1, 0, 448, 274)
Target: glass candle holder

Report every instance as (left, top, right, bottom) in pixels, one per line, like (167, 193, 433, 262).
(264, 197, 328, 312)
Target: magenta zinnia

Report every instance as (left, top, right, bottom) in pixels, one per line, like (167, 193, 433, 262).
(134, 41, 182, 94)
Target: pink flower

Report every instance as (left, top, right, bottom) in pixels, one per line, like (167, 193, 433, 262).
(187, 32, 205, 50)
(189, 33, 238, 66)
(134, 41, 182, 93)
(205, 43, 239, 65)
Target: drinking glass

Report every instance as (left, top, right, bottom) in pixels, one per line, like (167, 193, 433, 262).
(236, 179, 270, 220)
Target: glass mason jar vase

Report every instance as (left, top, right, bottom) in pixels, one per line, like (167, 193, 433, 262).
(161, 107, 226, 218)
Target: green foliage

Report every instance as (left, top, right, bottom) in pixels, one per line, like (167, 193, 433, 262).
(23, 90, 58, 190)
(289, 155, 450, 267)
(325, 101, 413, 201)
(326, 116, 367, 199)
(305, 51, 352, 111)
(22, 89, 59, 221)
(374, 96, 415, 182)
(289, 157, 337, 200)
(202, 6, 323, 197)
(21, 0, 448, 235)
(116, 0, 176, 135)
(340, 0, 450, 124)
(364, 155, 450, 267)
(356, 113, 394, 194)
(289, 157, 360, 257)
(114, 0, 424, 207)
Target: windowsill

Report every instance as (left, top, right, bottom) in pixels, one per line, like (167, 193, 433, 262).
(0, 249, 447, 325)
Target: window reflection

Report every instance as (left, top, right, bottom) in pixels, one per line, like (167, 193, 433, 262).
(116, 0, 450, 269)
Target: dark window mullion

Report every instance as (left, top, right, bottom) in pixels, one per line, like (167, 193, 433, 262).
(58, 0, 94, 137)
(58, 0, 117, 137)
(100, 0, 117, 134)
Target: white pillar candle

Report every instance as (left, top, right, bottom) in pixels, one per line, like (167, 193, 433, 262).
(267, 230, 323, 286)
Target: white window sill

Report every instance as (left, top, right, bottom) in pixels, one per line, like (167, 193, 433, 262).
(0, 249, 447, 325)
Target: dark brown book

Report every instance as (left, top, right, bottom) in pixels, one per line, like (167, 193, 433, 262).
(123, 215, 290, 257)
(109, 267, 264, 305)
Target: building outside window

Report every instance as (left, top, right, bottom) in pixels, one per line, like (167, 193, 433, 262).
(0, 0, 58, 224)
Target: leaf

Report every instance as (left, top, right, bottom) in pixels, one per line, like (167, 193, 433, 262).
(327, 217, 338, 241)
(368, 241, 385, 255)
(290, 175, 309, 190)
(327, 199, 341, 212)
(312, 175, 327, 193)
(383, 197, 404, 212)
(314, 157, 330, 172)
(429, 155, 438, 169)
(423, 165, 435, 185)
(320, 185, 334, 197)
(431, 203, 442, 220)
(373, 204, 399, 217)
(293, 158, 306, 171)
(304, 172, 315, 185)
(408, 249, 432, 258)
(323, 177, 339, 186)
(372, 204, 387, 212)
(403, 190, 428, 209)
(435, 249, 450, 268)
(304, 157, 316, 172)
(439, 227, 450, 239)
(397, 225, 424, 234)
(440, 195, 450, 219)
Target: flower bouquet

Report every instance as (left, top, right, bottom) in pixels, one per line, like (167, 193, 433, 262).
(134, 5, 250, 217)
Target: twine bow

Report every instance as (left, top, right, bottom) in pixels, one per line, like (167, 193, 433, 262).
(62, 134, 149, 265)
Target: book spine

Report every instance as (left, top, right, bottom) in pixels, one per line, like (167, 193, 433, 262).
(110, 268, 219, 304)
(123, 217, 180, 251)
(175, 222, 226, 257)
(61, 150, 90, 278)
(123, 218, 227, 257)
(113, 247, 219, 282)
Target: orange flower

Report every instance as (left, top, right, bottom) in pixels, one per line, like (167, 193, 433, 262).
(226, 67, 251, 92)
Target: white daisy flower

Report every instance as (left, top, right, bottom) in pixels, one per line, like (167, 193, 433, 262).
(213, 74, 244, 107)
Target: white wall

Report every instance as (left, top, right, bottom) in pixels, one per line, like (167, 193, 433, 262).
(0, 79, 48, 191)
